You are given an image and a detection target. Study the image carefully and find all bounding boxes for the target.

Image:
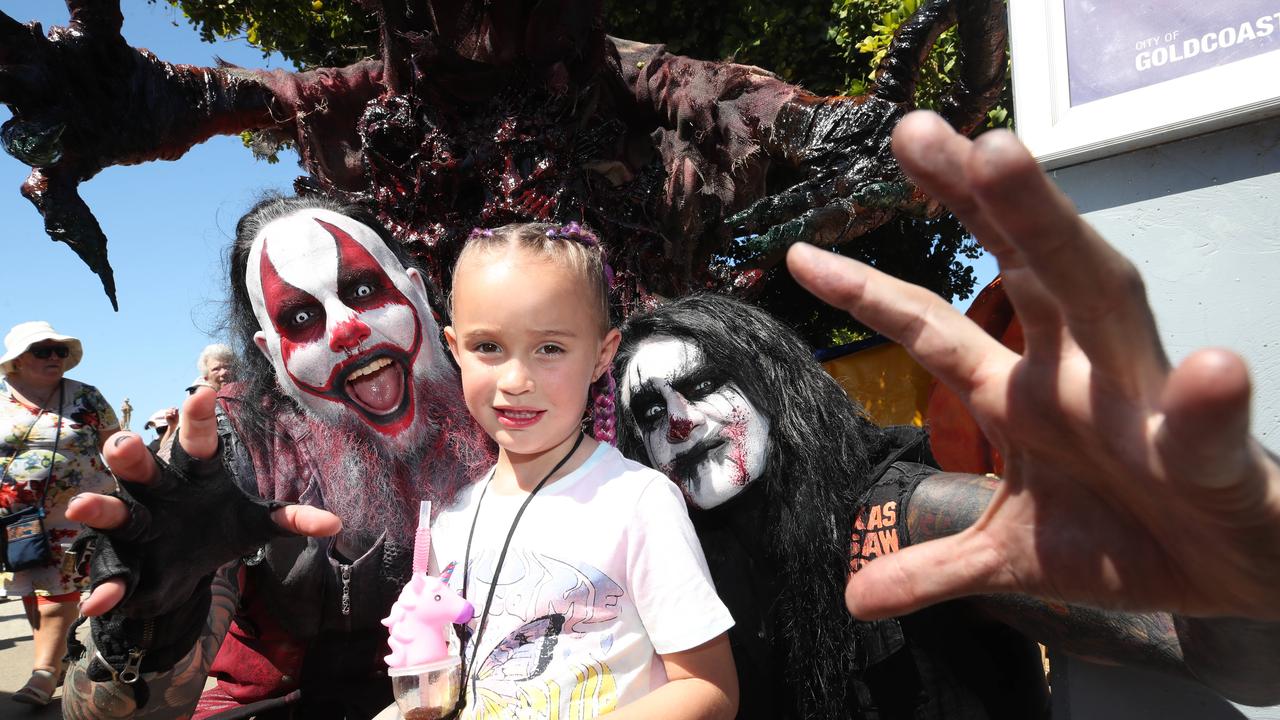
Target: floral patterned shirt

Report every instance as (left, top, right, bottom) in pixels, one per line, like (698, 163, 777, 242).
(0, 377, 118, 596)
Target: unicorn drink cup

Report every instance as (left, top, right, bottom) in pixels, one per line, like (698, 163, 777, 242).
(383, 563, 473, 667)
(382, 565, 471, 719)
(382, 502, 474, 719)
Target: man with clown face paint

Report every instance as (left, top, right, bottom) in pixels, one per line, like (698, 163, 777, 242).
(246, 209, 446, 447)
(617, 293, 928, 720)
(58, 196, 493, 719)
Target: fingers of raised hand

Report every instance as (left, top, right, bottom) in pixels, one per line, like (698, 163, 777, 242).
(892, 111, 1064, 352)
(1157, 348, 1256, 492)
(65, 493, 130, 531)
(846, 530, 1015, 620)
(270, 505, 343, 539)
(787, 243, 1014, 402)
(965, 128, 1169, 386)
(893, 112, 1003, 246)
(79, 578, 126, 617)
(893, 110, 1169, 391)
(179, 386, 219, 460)
(103, 432, 158, 485)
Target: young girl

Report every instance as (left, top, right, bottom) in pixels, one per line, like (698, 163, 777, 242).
(434, 223, 737, 719)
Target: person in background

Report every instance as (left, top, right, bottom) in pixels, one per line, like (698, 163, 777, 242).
(159, 344, 236, 462)
(0, 321, 119, 707)
(189, 344, 237, 393)
(144, 408, 178, 455)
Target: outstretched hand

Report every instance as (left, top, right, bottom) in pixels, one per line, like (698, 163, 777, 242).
(68, 387, 341, 616)
(787, 110, 1280, 622)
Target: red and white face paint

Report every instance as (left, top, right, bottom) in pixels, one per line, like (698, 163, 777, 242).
(247, 209, 445, 443)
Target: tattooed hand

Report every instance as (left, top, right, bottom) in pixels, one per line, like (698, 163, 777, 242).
(787, 110, 1280, 625)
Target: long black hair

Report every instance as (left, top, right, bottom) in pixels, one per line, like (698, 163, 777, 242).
(615, 293, 887, 718)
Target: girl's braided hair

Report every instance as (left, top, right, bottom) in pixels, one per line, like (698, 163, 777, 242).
(452, 222, 618, 444)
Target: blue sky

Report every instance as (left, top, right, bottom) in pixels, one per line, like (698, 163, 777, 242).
(0, 2, 995, 434)
(1, 2, 299, 432)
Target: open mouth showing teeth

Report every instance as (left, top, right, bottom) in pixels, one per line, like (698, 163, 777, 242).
(343, 355, 408, 419)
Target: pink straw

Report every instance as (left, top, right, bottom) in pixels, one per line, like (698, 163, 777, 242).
(412, 501, 432, 574)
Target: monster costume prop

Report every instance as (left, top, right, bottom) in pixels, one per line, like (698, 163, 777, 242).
(1, 0, 1007, 311)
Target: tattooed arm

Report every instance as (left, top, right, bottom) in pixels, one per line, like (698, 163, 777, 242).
(895, 472, 1280, 705)
(62, 562, 240, 719)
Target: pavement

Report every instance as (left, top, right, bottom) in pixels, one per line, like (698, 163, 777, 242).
(0, 596, 63, 719)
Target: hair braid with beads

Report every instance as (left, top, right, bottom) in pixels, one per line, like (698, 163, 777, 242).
(453, 222, 618, 444)
(589, 371, 617, 444)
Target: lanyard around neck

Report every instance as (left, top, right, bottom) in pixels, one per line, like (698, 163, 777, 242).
(458, 432, 586, 703)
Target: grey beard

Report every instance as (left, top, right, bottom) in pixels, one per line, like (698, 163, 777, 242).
(325, 425, 426, 552)
(302, 370, 491, 554)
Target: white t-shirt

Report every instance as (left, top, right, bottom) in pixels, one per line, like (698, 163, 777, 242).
(431, 443, 734, 719)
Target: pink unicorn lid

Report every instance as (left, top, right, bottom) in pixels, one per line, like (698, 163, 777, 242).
(382, 502, 475, 671)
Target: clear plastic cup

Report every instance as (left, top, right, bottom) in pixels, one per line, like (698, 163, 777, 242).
(389, 656, 464, 720)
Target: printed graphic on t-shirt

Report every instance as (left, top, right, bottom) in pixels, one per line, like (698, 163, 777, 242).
(849, 499, 900, 572)
(460, 548, 624, 719)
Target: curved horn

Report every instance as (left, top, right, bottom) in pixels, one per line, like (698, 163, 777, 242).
(871, 0, 1009, 134)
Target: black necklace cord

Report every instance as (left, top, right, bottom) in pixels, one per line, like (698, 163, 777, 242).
(456, 431, 587, 709)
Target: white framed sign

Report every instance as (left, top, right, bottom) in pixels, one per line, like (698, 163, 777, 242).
(1010, 1, 1280, 169)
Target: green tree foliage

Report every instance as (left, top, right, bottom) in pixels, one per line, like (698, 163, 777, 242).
(154, 0, 377, 69)
(832, 0, 1011, 126)
(160, 0, 1003, 347)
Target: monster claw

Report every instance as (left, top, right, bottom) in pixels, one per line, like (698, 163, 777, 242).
(2, 118, 66, 166)
(725, 205, 753, 229)
(744, 201, 854, 258)
(727, 190, 819, 235)
(0, 10, 27, 47)
(66, 0, 125, 39)
(20, 168, 119, 310)
(850, 180, 915, 209)
(739, 215, 807, 258)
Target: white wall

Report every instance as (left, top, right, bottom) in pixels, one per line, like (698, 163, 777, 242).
(1051, 118, 1280, 446)
(1047, 117, 1280, 719)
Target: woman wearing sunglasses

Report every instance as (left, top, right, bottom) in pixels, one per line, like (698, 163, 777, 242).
(0, 321, 119, 706)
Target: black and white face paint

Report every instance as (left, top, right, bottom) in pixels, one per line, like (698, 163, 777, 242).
(620, 336, 770, 509)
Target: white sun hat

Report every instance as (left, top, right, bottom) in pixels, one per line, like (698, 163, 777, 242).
(0, 321, 84, 375)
